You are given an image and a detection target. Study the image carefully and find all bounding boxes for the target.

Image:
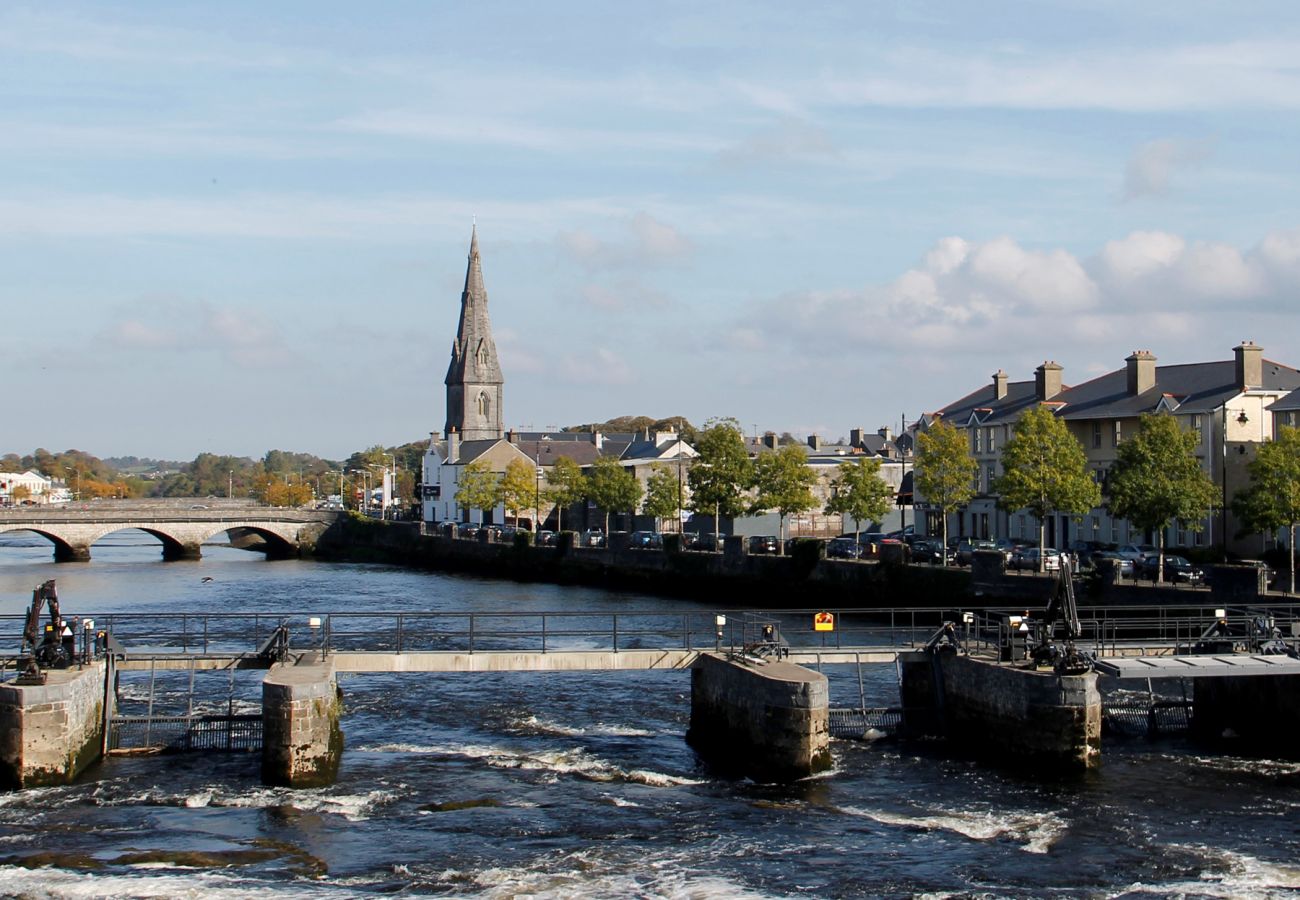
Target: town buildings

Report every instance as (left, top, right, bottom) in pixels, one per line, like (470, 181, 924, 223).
(920, 343, 1300, 556)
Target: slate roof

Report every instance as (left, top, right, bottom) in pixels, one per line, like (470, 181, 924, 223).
(1057, 359, 1300, 420)
(934, 378, 1050, 427)
(1267, 388, 1300, 413)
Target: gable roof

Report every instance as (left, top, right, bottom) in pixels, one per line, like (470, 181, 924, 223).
(1057, 359, 1300, 420)
(934, 378, 1048, 427)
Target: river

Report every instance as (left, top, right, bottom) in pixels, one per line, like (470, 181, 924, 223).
(0, 531, 1298, 899)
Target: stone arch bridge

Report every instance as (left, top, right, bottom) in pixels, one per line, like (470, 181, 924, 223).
(0, 505, 341, 562)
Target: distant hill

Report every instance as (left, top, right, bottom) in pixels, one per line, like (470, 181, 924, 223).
(104, 456, 187, 475)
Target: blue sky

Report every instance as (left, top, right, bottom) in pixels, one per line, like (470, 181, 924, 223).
(5, 1, 1300, 459)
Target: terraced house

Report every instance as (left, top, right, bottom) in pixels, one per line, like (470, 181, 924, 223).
(921, 342, 1300, 556)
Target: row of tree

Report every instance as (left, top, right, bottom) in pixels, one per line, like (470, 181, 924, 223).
(451, 419, 898, 553)
(914, 408, 1222, 581)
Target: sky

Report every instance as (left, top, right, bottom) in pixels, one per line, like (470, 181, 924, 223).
(5, 1, 1300, 460)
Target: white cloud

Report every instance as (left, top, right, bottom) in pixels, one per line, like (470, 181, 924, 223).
(745, 228, 1300, 357)
(1123, 138, 1214, 199)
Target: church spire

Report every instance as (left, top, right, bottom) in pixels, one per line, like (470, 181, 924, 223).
(444, 225, 504, 441)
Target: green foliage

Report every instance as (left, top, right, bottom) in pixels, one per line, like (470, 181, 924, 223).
(1107, 413, 1218, 580)
(642, 464, 681, 526)
(825, 456, 895, 539)
(687, 418, 754, 540)
(498, 458, 539, 526)
(562, 415, 696, 444)
(1233, 425, 1300, 593)
(752, 445, 818, 548)
(913, 419, 977, 560)
(585, 457, 642, 532)
(995, 405, 1101, 568)
(455, 460, 500, 522)
(543, 456, 585, 532)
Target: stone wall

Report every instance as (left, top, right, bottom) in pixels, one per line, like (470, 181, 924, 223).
(686, 652, 830, 782)
(261, 663, 343, 788)
(0, 662, 107, 789)
(1193, 673, 1300, 751)
(898, 650, 1101, 771)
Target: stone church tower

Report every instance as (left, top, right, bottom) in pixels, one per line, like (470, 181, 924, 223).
(444, 225, 505, 441)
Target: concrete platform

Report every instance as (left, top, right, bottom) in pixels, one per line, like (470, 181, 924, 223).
(1094, 654, 1300, 679)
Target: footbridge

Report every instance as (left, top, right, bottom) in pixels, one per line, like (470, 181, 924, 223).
(0, 503, 340, 561)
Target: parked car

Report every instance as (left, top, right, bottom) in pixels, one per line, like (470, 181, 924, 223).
(955, 540, 997, 566)
(1010, 547, 1066, 572)
(911, 539, 945, 564)
(748, 535, 779, 554)
(1092, 550, 1134, 577)
(859, 532, 887, 549)
(456, 522, 480, 539)
(582, 528, 606, 548)
(1116, 544, 1157, 562)
(536, 530, 557, 547)
(1069, 540, 1111, 567)
(629, 530, 663, 549)
(827, 536, 864, 559)
(1134, 554, 1204, 584)
(689, 531, 722, 552)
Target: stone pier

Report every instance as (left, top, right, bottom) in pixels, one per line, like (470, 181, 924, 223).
(686, 652, 830, 782)
(261, 662, 343, 788)
(1192, 674, 1300, 751)
(0, 662, 109, 789)
(899, 651, 1101, 770)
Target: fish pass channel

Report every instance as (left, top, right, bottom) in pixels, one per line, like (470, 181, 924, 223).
(1, 531, 1300, 897)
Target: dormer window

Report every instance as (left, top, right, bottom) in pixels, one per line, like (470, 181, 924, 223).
(475, 340, 489, 368)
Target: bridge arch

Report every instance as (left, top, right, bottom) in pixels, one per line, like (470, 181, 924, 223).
(0, 525, 86, 562)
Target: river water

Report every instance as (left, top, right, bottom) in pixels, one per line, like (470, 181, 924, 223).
(0, 531, 1298, 899)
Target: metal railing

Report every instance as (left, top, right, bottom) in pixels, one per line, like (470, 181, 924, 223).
(109, 714, 262, 752)
(0, 602, 1295, 664)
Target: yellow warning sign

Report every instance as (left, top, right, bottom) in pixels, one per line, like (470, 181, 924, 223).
(814, 611, 835, 632)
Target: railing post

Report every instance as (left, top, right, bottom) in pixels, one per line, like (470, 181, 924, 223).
(468, 614, 475, 653)
(541, 614, 548, 653)
(612, 614, 619, 652)
(396, 614, 404, 653)
(203, 617, 209, 655)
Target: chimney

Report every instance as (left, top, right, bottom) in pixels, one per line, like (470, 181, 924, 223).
(591, 431, 604, 450)
(447, 427, 460, 464)
(877, 426, 893, 442)
(807, 435, 821, 451)
(1035, 361, 1063, 400)
(506, 428, 517, 444)
(1126, 350, 1157, 396)
(1235, 341, 1263, 390)
(762, 432, 778, 450)
(992, 369, 1008, 400)
(849, 427, 864, 449)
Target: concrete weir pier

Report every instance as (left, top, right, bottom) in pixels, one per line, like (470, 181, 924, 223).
(899, 651, 1101, 771)
(687, 652, 831, 782)
(0, 662, 108, 789)
(261, 661, 343, 788)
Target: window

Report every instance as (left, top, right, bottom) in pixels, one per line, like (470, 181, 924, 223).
(1112, 421, 1122, 447)
(1091, 516, 1100, 537)
(985, 464, 996, 493)
(1189, 414, 1203, 445)
(974, 428, 983, 454)
(987, 427, 997, 452)
(1092, 421, 1102, 449)
(475, 339, 489, 367)
(477, 391, 491, 418)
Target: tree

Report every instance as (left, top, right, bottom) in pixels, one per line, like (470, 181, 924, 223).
(585, 457, 642, 534)
(642, 465, 681, 531)
(1107, 413, 1217, 583)
(687, 418, 754, 545)
(913, 419, 977, 566)
(995, 405, 1101, 573)
(1233, 426, 1300, 594)
(497, 458, 537, 528)
(10, 484, 31, 504)
(455, 460, 499, 524)
(752, 445, 818, 552)
(543, 456, 585, 533)
(825, 457, 895, 542)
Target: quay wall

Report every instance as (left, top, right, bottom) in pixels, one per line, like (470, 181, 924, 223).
(0, 663, 107, 789)
(686, 652, 830, 782)
(315, 518, 1241, 609)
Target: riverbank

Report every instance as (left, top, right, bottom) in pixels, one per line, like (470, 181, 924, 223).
(312, 517, 1259, 609)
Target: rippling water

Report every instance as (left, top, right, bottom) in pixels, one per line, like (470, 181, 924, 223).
(1, 531, 1299, 898)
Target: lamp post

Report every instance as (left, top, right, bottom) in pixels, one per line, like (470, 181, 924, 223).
(228, 470, 233, 500)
